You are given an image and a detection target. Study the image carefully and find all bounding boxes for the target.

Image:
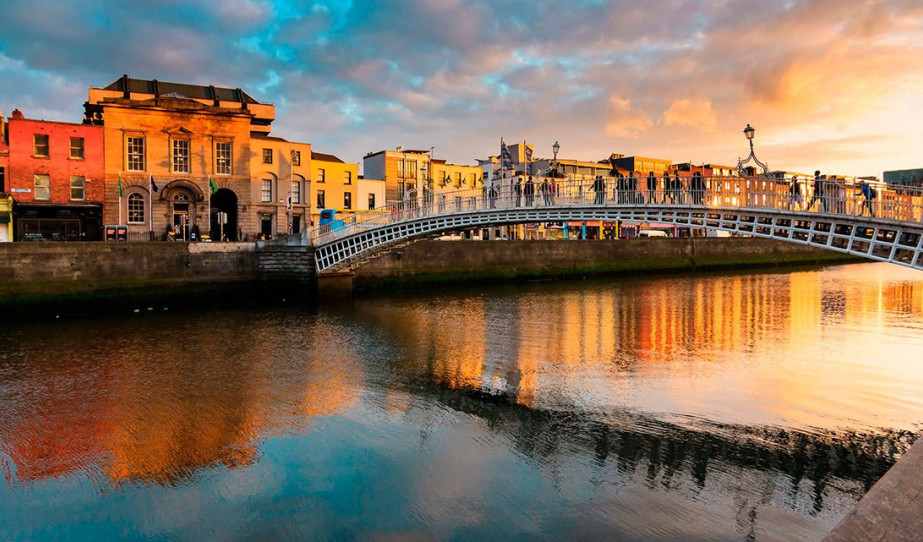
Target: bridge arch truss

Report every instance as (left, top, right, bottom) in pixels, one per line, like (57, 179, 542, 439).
(312, 177, 923, 274)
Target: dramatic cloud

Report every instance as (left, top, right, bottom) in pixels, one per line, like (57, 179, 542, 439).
(606, 96, 653, 138)
(0, 0, 921, 176)
(664, 99, 717, 130)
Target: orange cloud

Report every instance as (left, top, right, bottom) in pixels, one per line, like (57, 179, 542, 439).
(605, 95, 653, 138)
(663, 98, 718, 130)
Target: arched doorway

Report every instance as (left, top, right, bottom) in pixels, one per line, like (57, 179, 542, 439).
(159, 180, 204, 241)
(210, 188, 238, 241)
(171, 192, 194, 241)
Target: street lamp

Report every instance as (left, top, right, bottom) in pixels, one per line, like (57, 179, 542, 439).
(420, 163, 428, 207)
(736, 123, 769, 177)
(552, 141, 560, 176)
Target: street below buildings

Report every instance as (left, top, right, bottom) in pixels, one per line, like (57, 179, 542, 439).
(2, 262, 922, 541)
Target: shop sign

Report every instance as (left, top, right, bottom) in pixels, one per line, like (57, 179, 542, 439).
(11, 188, 30, 193)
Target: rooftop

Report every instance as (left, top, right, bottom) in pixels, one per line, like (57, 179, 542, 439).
(312, 151, 344, 163)
(101, 74, 265, 104)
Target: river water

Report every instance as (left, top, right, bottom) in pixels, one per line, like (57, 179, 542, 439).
(2, 262, 923, 541)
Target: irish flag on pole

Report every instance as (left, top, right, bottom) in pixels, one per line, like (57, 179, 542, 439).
(118, 173, 123, 197)
(209, 178, 218, 195)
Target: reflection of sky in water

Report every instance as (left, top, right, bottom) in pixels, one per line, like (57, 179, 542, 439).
(1, 262, 922, 541)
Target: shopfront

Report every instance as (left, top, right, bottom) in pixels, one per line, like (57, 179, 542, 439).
(13, 202, 103, 241)
(0, 196, 12, 242)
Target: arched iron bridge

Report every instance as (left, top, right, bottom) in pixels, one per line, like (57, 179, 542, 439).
(312, 176, 923, 274)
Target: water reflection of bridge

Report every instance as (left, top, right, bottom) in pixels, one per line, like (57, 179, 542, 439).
(424, 384, 911, 503)
(313, 176, 923, 273)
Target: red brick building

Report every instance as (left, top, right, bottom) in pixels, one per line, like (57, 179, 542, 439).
(0, 113, 10, 241)
(5, 109, 105, 240)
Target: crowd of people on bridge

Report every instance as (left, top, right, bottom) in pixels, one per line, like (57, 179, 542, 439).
(461, 168, 887, 220)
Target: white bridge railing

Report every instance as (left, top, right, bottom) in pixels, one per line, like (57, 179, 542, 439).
(313, 176, 923, 246)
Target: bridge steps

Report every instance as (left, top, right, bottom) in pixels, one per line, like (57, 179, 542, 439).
(257, 246, 317, 292)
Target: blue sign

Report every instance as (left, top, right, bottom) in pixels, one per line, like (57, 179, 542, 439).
(11, 188, 30, 193)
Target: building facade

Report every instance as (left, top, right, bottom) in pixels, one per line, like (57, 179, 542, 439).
(883, 168, 923, 187)
(363, 148, 432, 204)
(249, 135, 312, 238)
(85, 75, 275, 241)
(0, 112, 9, 241)
(311, 151, 358, 225)
(612, 156, 672, 177)
(4, 109, 105, 241)
(357, 177, 386, 210)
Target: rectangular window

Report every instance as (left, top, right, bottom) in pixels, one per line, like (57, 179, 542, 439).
(127, 136, 145, 171)
(172, 139, 190, 173)
(455, 172, 462, 187)
(317, 189, 325, 208)
(292, 181, 300, 204)
(368, 193, 375, 209)
(317, 168, 325, 183)
(291, 150, 301, 166)
(34, 174, 50, 200)
(0, 167, 5, 192)
(70, 176, 85, 200)
(262, 148, 273, 165)
(470, 173, 477, 185)
(215, 141, 232, 175)
(70, 137, 85, 159)
(34, 134, 49, 157)
(344, 192, 352, 209)
(261, 179, 272, 202)
(344, 171, 352, 185)
(407, 160, 418, 179)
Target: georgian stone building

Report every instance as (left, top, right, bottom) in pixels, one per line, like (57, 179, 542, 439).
(84, 75, 274, 240)
(249, 135, 312, 238)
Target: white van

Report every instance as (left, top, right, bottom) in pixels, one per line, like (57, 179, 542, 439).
(638, 230, 668, 238)
(706, 230, 731, 238)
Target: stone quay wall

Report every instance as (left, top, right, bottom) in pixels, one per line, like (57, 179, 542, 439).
(0, 238, 859, 312)
(349, 237, 859, 292)
(0, 242, 262, 315)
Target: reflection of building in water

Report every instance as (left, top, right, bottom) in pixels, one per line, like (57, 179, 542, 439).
(358, 268, 923, 430)
(0, 316, 362, 488)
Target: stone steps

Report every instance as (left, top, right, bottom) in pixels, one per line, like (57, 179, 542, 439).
(257, 246, 316, 288)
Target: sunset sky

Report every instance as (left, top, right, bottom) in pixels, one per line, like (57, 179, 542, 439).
(1, 0, 920, 178)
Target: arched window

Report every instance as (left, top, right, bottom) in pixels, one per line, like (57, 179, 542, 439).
(173, 193, 189, 201)
(128, 193, 145, 223)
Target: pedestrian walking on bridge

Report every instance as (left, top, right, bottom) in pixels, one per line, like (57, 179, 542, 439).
(593, 175, 606, 205)
(525, 176, 535, 206)
(647, 171, 658, 204)
(856, 181, 877, 217)
(789, 176, 803, 210)
(805, 170, 827, 212)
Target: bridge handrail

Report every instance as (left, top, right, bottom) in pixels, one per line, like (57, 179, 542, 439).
(312, 176, 923, 245)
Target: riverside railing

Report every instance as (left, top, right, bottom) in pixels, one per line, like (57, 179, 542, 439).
(312, 176, 923, 245)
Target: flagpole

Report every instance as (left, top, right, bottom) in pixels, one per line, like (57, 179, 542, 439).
(118, 171, 123, 226)
(524, 140, 528, 176)
(149, 175, 153, 241)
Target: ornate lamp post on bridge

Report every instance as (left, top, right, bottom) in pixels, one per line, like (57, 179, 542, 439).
(736, 124, 770, 178)
(553, 141, 568, 239)
(420, 163, 429, 210)
(552, 140, 560, 176)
